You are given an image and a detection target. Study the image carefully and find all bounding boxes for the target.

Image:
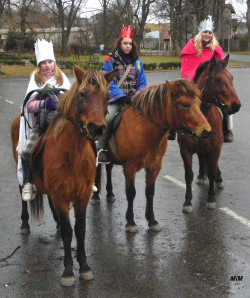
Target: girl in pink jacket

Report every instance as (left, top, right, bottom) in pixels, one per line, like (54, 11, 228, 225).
(168, 16, 233, 142)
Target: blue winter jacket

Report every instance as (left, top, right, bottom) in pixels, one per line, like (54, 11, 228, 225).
(102, 56, 147, 103)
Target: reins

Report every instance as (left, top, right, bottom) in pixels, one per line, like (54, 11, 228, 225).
(199, 70, 226, 112)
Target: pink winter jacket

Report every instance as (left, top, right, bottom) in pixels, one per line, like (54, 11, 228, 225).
(180, 38, 224, 81)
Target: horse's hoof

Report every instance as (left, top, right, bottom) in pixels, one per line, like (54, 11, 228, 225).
(196, 178, 205, 185)
(20, 228, 30, 235)
(215, 181, 224, 189)
(80, 270, 93, 281)
(206, 202, 216, 210)
(149, 223, 162, 232)
(60, 276, 75, 287)
(91, 197, 100, 205)
(182, 205, 193, 213)
(106, 195, 115, 203)
(125, 225, 138, 233)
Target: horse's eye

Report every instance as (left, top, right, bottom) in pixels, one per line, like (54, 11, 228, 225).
(214, 78, 221, 83)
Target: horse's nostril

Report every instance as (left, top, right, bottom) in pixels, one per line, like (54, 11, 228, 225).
(201, 130, 211, 139)
(232, 102, 241, 113)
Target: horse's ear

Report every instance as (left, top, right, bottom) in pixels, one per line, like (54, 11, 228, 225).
(207, 54, 216, 72)
(224, 54, 230, 66)
(104, 70, 116, 84)
(74, 65, 86, 85)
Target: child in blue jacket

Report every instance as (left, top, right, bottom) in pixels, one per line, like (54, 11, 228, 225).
(98, 25, 147, 163)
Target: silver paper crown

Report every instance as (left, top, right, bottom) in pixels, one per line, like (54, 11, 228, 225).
(198, 15, 214, 33)
(34, 39, 56, 65)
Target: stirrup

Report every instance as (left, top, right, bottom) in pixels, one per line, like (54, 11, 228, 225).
(97, 149, 110, 165)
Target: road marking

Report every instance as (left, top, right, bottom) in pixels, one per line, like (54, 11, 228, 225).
(220, 207, 250, 228)
(163, 175, 186, 188)
(5, 100, 14, 104)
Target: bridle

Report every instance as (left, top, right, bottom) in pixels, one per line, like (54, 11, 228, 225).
(199, 70, 226, 112)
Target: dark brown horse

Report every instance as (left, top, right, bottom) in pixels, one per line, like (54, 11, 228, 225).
(11, 66, 115, 286)
(177, 54, 241, 213)
(91, 79, 212, 233)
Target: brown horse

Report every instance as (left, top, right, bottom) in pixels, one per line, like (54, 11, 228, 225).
(91, 79, 212, 233)
(177, 54, 241, 213)
(11, 66, 115, 287)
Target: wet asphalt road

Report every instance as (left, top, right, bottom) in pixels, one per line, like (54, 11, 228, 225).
(0, 65, 250, 298)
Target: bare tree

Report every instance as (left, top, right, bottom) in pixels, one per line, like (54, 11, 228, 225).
(41, 0, 87, 56)
(247, 0, 250, 49)
(91, 0, 156, 52)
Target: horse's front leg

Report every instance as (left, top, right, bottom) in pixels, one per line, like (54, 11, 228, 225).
(145, 168, 161, 232)
(106, 163, 115, 202)
(196, 153, 206, 185)
(91, 164, 102, 205)
(74, 201, 93, 282)
(124, 165, 137, 233)
(54, 201, 74, 287)
(180, 150, 194, 213)
(215, 165, 224, 189)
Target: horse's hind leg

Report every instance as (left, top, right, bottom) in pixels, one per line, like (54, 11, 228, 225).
(48, 196, 60, 231)
(180, 151, 194, 213)
(91, 164, 102, 205)
(145, 168, 161, 232)
(124, 166, 137, 233)
(215, 166, 224, 189)
(74, 201, 93, 281)
(206, 155, 219, 210)
(106, 163, 115, 202)
(54, 201, 75, 287)
(20, 188, 30, 235)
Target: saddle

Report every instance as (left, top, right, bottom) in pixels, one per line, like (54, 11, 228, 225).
(107, 106, 129, 164)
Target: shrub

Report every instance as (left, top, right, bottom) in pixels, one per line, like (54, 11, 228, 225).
(143, 63, 157, 70)
(0, 59, 25, 66)
(158, 62, 181, 69)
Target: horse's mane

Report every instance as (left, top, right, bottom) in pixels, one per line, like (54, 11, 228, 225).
(193, 58, 226, 83)
(132, 79, 200, 120)
(50, 70, 109, 138)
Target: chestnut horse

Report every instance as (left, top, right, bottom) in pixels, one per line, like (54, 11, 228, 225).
(177, 55, 241, 213)
(11, 66, 115, 286)
(91, 79, 212, 233)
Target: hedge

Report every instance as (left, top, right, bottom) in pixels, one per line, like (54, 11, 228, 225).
(158, 62, 181, 69)
(0, 59, 25, 66)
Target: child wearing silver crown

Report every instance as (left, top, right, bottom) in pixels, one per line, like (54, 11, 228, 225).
(17, 39, 71, 201)
(97, 25, 147, 163)
(168, 15, 233, 143)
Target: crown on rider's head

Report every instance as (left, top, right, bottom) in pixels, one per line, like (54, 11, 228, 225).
(198, 15, 214, 33)
(34, 39, 56, 66)
(120, 25, 135, 39)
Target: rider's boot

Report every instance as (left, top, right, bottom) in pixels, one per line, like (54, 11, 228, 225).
(21, 158, 35, 201)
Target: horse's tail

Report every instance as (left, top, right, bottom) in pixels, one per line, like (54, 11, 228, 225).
(30, 192, 44, 220)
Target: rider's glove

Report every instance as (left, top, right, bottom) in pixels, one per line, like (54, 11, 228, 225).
(44, 100, 57, 110)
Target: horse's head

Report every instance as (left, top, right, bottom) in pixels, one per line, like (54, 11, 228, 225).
(194, 54, 241, 115)
(166, 79, 211, 139)
(58, 66, 115, 141)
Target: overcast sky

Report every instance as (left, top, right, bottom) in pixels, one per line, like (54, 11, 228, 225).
(84, 0, 247, 19)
